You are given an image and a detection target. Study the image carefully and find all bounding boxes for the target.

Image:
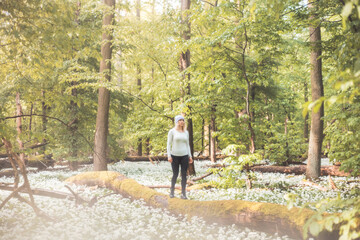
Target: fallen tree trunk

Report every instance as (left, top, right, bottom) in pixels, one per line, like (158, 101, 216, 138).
(0, 184, 74, 200)
(250, 165, 349, 177)
(0, 183, 92, 205)
(0, 142, 48, 158)
(0, 155, 55, 170)
(66, 171, 338, 240)
(146, 185, 184, 191)
(190, 172, 213, 181)
(123, 155, 225, 162)
(0, 167, 69, 178)
(122, 156, 167, 162)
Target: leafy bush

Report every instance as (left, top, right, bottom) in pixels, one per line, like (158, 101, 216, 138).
(325, 100, 360, 176)
(303, 196, 360, 240)
(263, 120, 307, 165)
(210, 144, 262, 189)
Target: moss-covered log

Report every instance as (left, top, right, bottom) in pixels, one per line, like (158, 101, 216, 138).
(66, 171, 338, 240)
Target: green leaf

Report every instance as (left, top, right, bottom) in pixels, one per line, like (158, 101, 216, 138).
(341, 2, 353, 18)
(309, 222, 322, 236)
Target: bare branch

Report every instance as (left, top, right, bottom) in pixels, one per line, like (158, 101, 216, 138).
(121, 90, 173, 120)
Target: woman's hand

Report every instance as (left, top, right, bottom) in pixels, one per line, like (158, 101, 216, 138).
(168, 157, 173, 163)
(189, 157, 193, 164)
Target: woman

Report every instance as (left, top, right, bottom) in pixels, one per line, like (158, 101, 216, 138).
(167, 115, 193, 199)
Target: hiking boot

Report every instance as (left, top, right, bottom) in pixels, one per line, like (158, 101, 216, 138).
(180, 194, 188, 200)
(170, 188, 175, 198)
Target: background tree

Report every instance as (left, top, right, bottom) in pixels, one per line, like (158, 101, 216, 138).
(94, 0, 116, 171)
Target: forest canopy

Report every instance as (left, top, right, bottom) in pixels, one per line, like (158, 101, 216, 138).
(1, 0, 359, 175)
(1, 0, 360, 239)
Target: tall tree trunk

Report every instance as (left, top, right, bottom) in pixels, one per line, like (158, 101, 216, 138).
(180, 0, 195, 175)
(70, 1, 81, 164)
(306, 0, 324, 179)
(136, 0, 142, 157)
(93, 0, 115, 171)
(15, 93, 25, 164)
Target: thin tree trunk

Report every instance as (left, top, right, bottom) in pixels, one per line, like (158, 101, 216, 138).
(201, 118, 206, 156)
(145, 138, 150, 155)
(70, 1, 81, 167)
(285, 115, 290, 163)
(136, 0, 142, 157)
(250, 84, 256, 153)
(41, 90, 47, 153)
(241, 24, 255, 154)
(15, 93, 25, 164)
(137, 139, 142, 156)
(306, 0, 324, 179)
(180, 0, 195, 175)
(210, 106, 216, 163)
(245, 80, 256, 153)
(28, 103, 33, 139)
(94, 0, 115, 171)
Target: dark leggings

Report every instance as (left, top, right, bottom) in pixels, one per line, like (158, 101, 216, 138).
(171, 155, 189, 193)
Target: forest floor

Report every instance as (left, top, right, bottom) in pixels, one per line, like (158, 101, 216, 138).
(0, 160, 359, 240)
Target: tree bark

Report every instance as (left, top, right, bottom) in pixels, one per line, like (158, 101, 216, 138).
(306, 0, 324, 179)
(15, 93, 25, 164)
(93, 0, 115, 171)
(203, 120, 209, 156)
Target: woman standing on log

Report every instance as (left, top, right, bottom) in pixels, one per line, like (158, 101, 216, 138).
(167, 115, 193, 199)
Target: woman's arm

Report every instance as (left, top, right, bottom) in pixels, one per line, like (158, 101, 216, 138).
(186, 131, 193, 163)
(167, 129, 173, 161)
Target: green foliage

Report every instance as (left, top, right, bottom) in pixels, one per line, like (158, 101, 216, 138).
(264, 120, 307, 165)
(321, 0, 360, 176)
(0, 0, 128, 161)
(325, 100, 360, 176)
(303, 196, 360, 240)
(210, 144, 262, 189)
